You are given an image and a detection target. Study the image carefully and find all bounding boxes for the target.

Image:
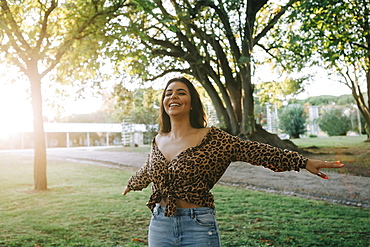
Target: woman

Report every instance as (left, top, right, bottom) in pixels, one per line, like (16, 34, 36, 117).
(122, 77, 344, 246)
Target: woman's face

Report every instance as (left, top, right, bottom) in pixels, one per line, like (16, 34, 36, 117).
(163, 81, 192, 117)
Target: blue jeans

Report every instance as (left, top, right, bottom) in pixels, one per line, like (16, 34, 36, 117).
(148, 204, 221, 247)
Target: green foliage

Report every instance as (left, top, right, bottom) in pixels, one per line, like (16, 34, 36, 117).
(279, 0, 370, 71)
(292, 94, 358, 106)
(256, 77, 308, 108)
(337, 94, 356, 105)
(318, 108, 351, 136)
(112, 85, 160, 129)
(305, 95, 338, 106)
(290, 94, 366, 134)
(59, 111, 117, 123)
(279, 105, 307, 138)
(277, 0, 370, 138)
(109, 0, 301, 135)
(0, 0, 125, 84)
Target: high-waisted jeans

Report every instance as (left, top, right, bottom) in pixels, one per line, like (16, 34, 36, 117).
(148, 204, 221, 247)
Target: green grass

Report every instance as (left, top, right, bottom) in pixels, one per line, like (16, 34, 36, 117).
(215, 186, 369, 246)
(0, 154, 369, 247)
(291, 135, 369, 148)
(291, 135, 370, 177)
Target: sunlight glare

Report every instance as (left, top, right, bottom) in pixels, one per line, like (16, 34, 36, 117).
(0, 83, 33, 140)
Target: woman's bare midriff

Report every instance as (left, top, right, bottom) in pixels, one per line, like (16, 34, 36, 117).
(159, 197, 202, 208)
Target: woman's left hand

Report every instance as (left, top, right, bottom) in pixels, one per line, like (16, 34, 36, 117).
(305, 159, 344, 179)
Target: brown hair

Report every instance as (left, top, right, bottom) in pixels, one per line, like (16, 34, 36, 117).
(159, 77, 207, 133)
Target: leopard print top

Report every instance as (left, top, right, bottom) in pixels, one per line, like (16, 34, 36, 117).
(126, 126, 307, 217)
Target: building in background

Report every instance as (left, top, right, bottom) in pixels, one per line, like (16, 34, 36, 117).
(0, 122, 157, 150)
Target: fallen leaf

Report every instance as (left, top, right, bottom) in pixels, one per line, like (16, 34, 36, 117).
(132, 238, 146, 243)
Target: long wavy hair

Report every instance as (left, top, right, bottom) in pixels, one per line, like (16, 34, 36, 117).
(159, 77, 207, 133)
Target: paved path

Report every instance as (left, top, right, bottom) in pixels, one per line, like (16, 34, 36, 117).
(7, 147, 369, 208)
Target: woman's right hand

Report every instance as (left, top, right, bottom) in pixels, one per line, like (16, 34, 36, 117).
(122, 186, 131, 195)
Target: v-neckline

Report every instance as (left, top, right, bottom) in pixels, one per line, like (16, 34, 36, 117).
(153, 127, 213, 163)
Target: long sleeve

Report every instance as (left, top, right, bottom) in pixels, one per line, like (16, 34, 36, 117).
(126, 152, 152, 191)
(226, 133, 307, 172)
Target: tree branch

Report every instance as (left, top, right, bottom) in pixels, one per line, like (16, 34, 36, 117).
(148, 68, 191, 81)
(40, 1, 127, 77)
(202, 1, 242, 63)
(0, 0, 31, 50)
(191, 24, 237, 88)
(253, 0, 298, 46)
(0, 0, 30, 62)
(36, 0, 57, 50)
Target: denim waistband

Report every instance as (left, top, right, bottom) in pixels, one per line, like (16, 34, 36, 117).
(153, 204, 215, 217)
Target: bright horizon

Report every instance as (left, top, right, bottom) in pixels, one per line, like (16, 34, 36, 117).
(0, 68, 353, 140)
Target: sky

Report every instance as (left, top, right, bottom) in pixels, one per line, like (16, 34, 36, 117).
(0, 64, 354, 140)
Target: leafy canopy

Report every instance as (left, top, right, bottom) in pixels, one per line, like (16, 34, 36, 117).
(0, 0, 126, 85)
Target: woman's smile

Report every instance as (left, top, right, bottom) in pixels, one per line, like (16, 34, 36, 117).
(164, 81, 191, 115)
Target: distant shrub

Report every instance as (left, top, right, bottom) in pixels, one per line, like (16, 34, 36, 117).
(318, 108, 351, 136)
(279, 105, 307, 138)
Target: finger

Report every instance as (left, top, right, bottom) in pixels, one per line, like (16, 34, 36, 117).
(317, 171, 329, 179)
(320, 161, 345, 169)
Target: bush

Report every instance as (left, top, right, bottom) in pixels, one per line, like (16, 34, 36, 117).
(279, 105, 306, 138)
(318, 108, 351, 136)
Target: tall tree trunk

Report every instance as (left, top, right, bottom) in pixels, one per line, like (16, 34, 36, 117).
(193, 66, 239, 134)
(240, 64, 256, 137)
(27, 62, 47, 190)
(366, 70, 370, 141)
(351, 68, 370, 142)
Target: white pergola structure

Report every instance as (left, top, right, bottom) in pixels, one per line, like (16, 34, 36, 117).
(43, 123, 122, 148)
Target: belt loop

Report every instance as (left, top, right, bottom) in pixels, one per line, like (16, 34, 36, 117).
(190, 208, 195, 219)
(153, 204, 159, 216)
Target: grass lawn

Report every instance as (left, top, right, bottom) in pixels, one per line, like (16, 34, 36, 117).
(291, 135, 368, 148)
(0, 153, 369, 247)
(291, 135, 370, 177)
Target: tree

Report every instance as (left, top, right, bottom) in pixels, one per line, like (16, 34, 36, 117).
(304, 95, 339, 106)
(278, 0, 370, 141)
(279, 105, 306, 138)
(256, 77, 307, 108)
(112, 85, 160, 126)
(0, 0, 126, 190)
(318, 108, 351, 136)
(112, 0, 301, 148)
